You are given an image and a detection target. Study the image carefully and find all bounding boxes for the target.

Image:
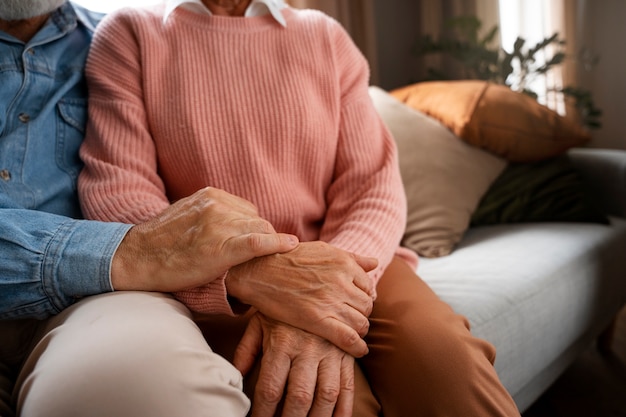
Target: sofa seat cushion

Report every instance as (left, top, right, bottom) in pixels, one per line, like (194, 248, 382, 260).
(416, 218, 626, 411)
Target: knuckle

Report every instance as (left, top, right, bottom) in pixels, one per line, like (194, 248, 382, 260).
(341, 370, 355, 391)
(289, 389, 314, 407)
(257, 385, 284, 404)
(199, 186, 218, 202)
(311, 240, 328, 250)
(358, 318, 370, 337)
(364, 297, 374, 316)
(244, 233, 265, 253)
(306, 307, 325, 323)
(336, 252, 351, 267)
(316, 385, 340, 405)
(242, 218, 275, 235)
(340, 329, 361, 348)
(255, 219, 275, 234)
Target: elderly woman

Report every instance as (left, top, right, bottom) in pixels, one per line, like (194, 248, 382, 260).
(78, 0, 521, 416)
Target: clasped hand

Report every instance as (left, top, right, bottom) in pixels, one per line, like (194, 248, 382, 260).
(112, 187, 376, 357)
(111, 186, 376, 416)
(235, 313, 356, 417)
(226, 240, 376, 358)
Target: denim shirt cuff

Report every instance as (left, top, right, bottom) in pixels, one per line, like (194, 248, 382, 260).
(43, 219, 132, 312)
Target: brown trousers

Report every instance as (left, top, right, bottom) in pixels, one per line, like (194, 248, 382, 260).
(358, 257, 520, 416)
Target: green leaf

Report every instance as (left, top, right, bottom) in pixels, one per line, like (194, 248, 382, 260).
(513, 37, 526, 53)
(547, 52, 566, 66)
(480, 25, 500, 46)
(409, 15, 601, 130)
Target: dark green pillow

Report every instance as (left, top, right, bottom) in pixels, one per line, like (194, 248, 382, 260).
(471, 155, 609, 225)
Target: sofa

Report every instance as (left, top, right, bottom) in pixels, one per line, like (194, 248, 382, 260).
(368, 82, 626, 413)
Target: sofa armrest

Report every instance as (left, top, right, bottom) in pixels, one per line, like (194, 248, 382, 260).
(567, 147, 626, 218)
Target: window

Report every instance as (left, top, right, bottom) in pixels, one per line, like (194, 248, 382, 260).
(498, 0, 566, 113)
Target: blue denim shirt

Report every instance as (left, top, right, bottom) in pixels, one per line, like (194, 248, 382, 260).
(0, 2, 132, 319)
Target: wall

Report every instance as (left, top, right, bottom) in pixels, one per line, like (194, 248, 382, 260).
(370, 0, 625, 151)
(586, 1, 626, 150)
(371, 0, 499, 91)
(370, 1, 423, 90)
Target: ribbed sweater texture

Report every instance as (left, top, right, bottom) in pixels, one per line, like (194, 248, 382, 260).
(79, 5, 418, 314)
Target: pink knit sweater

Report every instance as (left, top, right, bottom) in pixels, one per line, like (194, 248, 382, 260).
(79, 5, 418, 314)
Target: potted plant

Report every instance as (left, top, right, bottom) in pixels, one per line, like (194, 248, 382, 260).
(414, 16, 601, 129)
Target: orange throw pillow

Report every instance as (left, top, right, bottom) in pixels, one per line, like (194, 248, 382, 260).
(391, 80, 591, 163)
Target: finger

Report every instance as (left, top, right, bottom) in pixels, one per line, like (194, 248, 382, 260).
(350, 255, 377, 296)
(332, 355, 355, 417)
(281, 357, 319, 417)
(233, 314, 264, 376)
(351, 253, 378, 273)
(251, 351, 291, 417)
(200, 186, 261, 217)
(307, 355, 342, 417)
(344, 283, 374, 318)
(227, 217, 277, 235)
(314, 318, 368, 358)
(226, 233, 299, 264)
(330, 304, 371, 338)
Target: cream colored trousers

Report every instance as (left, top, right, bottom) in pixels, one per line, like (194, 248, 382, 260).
(0, 292, 250, 417)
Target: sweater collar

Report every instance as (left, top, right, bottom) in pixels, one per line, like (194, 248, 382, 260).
(163, 0, 287, 27)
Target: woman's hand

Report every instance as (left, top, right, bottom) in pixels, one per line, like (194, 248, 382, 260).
(234, 312, 355, 417)
(225, 241, 376, 358)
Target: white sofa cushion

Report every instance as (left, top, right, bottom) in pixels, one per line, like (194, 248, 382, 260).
(418, 218, 626, 411)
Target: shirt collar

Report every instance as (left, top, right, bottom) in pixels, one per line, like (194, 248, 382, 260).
(163, 0, 287, 27)
(70, 1, 104, 33)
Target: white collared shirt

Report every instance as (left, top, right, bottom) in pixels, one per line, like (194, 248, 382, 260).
(163, 0, 287, 26)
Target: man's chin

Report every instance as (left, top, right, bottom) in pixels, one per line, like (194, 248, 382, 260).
(0, 0, 66, 21)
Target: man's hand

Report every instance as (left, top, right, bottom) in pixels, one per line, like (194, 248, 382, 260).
(111, 187, 298, 292)
(225, 241, 376, 357)
(234, 313, 355, 417)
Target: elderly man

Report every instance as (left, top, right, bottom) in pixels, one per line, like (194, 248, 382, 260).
(0, 1, 379, 416)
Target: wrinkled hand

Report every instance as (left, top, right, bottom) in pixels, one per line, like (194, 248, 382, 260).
(235, 313, 355, 417)
(225, 241, 376, 357)
(111, 187, 298, 292)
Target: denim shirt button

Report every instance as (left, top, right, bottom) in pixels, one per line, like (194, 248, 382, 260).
(0, 169, 11, 181)
(18, 113, 30, 123)
(27, 48, 35, 55)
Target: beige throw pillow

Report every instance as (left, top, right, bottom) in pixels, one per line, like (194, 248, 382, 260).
(368, 86, 507, 257)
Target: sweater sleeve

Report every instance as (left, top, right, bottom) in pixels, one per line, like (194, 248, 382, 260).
(319, 23, 418, 286)
(78, 9, 233, 315)
(79, 10, 169, 223)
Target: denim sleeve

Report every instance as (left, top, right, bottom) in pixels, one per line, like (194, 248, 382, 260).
(0, 209, 132, 319)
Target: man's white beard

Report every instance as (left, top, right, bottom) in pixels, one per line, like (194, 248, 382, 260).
(0, 0, 66, 21)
